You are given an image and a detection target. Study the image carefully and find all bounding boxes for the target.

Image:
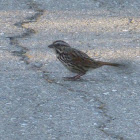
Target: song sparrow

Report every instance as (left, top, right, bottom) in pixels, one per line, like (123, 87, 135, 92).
(48, 40, 120, 80)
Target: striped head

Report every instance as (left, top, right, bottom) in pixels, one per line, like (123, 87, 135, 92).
(48, 40, 71, 57)
(48, 40, 70, 51)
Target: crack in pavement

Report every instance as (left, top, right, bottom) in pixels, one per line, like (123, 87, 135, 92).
(7, 1, 44, 65)
(71, 90, 128, 140)
(94, 96, 128, 140)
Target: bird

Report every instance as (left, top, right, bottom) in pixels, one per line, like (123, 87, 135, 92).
(48, 40, 121, 80)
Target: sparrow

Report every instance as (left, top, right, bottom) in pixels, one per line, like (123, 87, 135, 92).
(48, 40, 121, 80)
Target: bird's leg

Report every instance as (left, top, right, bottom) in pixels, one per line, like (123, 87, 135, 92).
(73, 73, 84, 79)
(63, 73, 85, 80)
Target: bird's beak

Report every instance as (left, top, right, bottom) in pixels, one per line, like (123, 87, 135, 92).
(48, 44, 54, 48)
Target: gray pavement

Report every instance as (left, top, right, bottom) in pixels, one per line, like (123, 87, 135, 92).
(0, 0, 140, 140)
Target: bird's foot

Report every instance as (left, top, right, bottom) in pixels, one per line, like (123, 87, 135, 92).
(63, 74, 84, 81)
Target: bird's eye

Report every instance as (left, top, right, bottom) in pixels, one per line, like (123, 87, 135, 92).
(54, 43, 60, 47)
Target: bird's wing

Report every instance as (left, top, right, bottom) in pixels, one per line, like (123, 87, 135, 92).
(65, 48, 96, 67)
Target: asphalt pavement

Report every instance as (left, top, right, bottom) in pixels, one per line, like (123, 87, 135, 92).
(0, 0, 140, 140)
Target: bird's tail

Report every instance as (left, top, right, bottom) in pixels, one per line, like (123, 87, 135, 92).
(96, 61, 121, 67)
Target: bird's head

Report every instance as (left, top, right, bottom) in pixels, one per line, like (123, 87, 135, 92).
(48, 40, 70, 53)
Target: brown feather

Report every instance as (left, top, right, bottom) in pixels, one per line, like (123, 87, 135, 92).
(96, 61, 121, 67)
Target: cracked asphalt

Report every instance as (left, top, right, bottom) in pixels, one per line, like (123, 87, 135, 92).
(0, 0, 140, 140)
